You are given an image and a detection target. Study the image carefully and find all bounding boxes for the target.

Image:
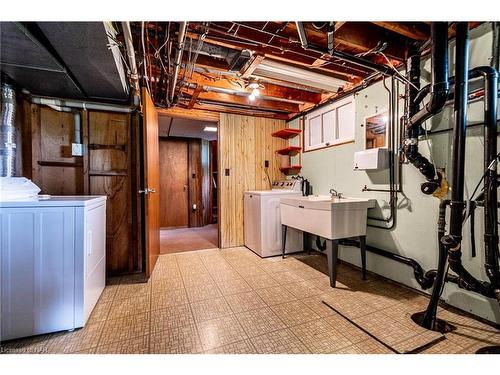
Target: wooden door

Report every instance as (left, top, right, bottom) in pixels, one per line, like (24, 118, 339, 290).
(142, 89, 160, 277)
(159, 138, 189, 228)
(88, 111, 132, 275)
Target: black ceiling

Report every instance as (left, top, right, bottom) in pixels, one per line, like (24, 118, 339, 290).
(0, 22, 129, 102)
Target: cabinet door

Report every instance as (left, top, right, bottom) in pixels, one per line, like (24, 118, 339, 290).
(305, 114, 323, 151)
(337, 101, 355, 141)
(321, 108, 337, 146)
(1, 207, 75, 340)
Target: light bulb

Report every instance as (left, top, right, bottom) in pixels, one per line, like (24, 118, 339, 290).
(249, 93, 256, 101)
(252, 88, 260, 97)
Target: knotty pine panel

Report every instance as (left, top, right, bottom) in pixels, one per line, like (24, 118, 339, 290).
(219, 114, 285, 248)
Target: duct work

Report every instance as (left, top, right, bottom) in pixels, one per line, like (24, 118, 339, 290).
(0, 84, 17, 177)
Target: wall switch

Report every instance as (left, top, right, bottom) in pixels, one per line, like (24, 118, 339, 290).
(72, 143, 83, 156)
(264, 160, 269, 168)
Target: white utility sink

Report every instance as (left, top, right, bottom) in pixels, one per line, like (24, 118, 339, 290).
(280, 195, 376, 240)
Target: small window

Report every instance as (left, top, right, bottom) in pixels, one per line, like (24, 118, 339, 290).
(303, 96, 355, 152)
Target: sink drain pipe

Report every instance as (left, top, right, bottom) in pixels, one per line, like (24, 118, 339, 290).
(338, 238, 455, 290)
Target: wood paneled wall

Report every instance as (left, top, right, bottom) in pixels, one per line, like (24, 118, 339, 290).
(21, 104, 140, 276)
(22, 105, 87, 194)
(219, 114, 286, 248)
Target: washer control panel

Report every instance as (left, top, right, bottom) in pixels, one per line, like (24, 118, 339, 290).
(271, 180, 300, 191)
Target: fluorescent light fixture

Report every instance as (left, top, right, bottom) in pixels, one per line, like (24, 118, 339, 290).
(203, 126, 217, 132)
(253, 59, 346, 92)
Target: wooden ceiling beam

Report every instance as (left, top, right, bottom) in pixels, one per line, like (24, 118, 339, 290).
(371, 22, 430, 41)
(285, 22, 407, 61)
(187, 85, 203, 109)
(186, 29, 366, 81)
(157, 107, 220, 122)
(183, 70, 322, 104)
(191, 103, 290, 120)
(240, 54, 265, 78)
(183, 89, 301, 113)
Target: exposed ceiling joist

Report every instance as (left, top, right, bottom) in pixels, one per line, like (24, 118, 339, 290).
(183, 88, 301, 113)
(371, 22, 430, 41)
(157, 107, 220, 122)
(192, 102, 289, 120)
(285, 22, 407, 62)
(188, 85, 203, 109)
(183, 70, 322, 104)
(240, 54, 265, 78)
(186, 30, 366, 81)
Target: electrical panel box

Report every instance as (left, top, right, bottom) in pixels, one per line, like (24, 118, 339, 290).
(353, 148, 389, 171)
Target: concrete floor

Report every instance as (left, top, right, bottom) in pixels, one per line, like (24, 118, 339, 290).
(160, 224, 218, 254)
(2, 247, 499, 354)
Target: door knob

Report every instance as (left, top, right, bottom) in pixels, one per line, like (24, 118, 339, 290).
(139, 187, 156, 194)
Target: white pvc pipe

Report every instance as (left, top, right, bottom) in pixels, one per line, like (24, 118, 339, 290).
(32, 96, 133, 113)
(121, 21, 140, 106)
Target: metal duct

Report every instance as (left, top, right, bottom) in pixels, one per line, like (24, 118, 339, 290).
(0, 84, 16, 177)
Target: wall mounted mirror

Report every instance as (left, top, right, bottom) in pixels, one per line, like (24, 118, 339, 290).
(364, 112, 388, 149)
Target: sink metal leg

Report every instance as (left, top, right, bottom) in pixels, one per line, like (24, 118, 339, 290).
(326, 239, 339, 287)
(281, 224, 288, 259)
(303, 232, 311, 255)
(359, 235, 367, 280)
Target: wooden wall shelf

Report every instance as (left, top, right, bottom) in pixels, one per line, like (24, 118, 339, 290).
(89, 143, 127, 151)
(276, 146, 302, 156)
(271, 128, 302, 139)
(279, 165, 302, 175)
(38, 160, 83, 168)
(89, 170, 128, 176)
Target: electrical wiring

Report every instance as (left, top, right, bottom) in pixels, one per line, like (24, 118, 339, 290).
(141, 22, 152, 95)
(376, 51, 420, 91)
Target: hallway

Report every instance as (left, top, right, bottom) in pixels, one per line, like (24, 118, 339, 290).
(160, 224, 218, 254)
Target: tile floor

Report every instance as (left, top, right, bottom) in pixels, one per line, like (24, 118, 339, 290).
(2, 247, 499, 354)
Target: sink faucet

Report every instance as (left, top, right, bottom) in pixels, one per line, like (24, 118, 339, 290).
(329, 188, 343, 199)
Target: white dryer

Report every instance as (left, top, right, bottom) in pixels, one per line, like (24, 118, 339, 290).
(244, 180, 303, 257)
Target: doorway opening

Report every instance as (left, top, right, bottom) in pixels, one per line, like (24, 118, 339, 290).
(158, 116, 218, 254)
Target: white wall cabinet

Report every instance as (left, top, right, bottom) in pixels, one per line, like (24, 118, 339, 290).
(0, 196, 106, 341)
(304, 96, 355, 151)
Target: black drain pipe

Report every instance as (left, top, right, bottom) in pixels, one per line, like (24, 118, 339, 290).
(404, 24, 448, 196)
(339, 239, 439, 290)
(419, 200, 451, 330)
(408, 22, 450, 129)
(442, 23, 498, 301)
(474, 66, 500, 298)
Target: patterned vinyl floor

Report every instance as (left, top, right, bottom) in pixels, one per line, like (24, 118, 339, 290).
(2, 247, 499, 354)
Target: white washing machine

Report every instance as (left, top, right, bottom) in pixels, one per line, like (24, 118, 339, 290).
(244, 180, 303, 257)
